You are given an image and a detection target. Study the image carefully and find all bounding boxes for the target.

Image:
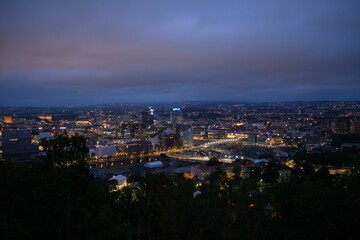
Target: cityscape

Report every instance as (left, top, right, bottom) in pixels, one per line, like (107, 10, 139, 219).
(1, 101, 360, 239)
(1, 1, 360, 240)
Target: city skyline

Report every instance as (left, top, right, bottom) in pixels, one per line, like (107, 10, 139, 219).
(1, 0, 360, 106)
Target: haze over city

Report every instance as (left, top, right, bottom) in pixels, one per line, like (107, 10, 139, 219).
(1, 0, 360, 106)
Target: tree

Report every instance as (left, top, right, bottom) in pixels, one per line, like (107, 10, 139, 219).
(302, 164, 316, 178)
(207, 157, 221, 166)
(41, 133, 89, 167)
(233, 165, 242, 177)
(262, 163, 279, 183)
(259, 153, 274, 161)
(159, 153, 170, 161)
(316, 167, 331, 180)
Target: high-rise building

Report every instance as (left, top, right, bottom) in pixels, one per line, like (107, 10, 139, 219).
(170, 108, 182, 124)
(157, 128, 181, 149)
(142, 107, 154, 126)
(176, 124, 194, 147)
(163, 134, 181, 149)
(121, 123, 145, 139)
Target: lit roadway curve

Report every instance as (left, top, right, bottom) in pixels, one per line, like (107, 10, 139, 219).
(164, 139, 273, 161)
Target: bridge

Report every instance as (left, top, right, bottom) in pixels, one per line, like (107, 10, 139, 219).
(184, 138, 275, 151)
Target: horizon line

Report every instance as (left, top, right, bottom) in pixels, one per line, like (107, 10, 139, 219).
(1, 100, 360, 108)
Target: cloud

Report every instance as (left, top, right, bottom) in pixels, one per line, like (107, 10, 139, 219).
(0, 0, 360, 106)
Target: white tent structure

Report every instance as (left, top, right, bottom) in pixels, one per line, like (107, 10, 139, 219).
(144, 161, 163, 169)
(109, 174, 127, 190)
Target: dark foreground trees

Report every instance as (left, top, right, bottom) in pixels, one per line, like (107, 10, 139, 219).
(1, 160, 360, 240)
(0, 161, 111, 240)
(40, 133, 89, 167)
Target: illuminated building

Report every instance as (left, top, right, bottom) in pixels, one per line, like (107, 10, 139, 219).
(125, 140, 153, 154)
(4, 116, 12, 124)
(38, 115, 52, 121)
(162, 133, 181, 149)
(350, 119, 360, 134)
(170, 107, 182, 124)
(76, 120, 92, 126)
(176, 124, 194, 147)
(332, 121, 349, 134)
(268, 137, 284, 146)
(95, 145, 116, 157)
(120, 123, 145, 139)
(141, 107, 154, 126)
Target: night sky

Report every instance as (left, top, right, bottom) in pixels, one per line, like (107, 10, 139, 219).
(1, 0, 360, 106)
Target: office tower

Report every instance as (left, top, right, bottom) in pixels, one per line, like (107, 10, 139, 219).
(142, 107, 154, 126)
(170, 108, 182, 124)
